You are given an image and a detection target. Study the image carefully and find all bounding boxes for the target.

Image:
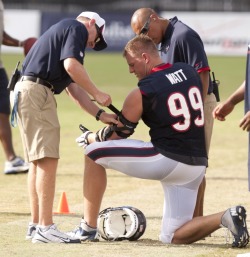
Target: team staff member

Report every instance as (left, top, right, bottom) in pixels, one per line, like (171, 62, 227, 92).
(130, 8, 217, 217)
(14, 11, 117, 243)
(0, 0, 29, 174)
(69, 35, 248, 248)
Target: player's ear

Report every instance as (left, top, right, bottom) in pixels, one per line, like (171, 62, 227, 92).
(142, 53, 149, 64)
(150, 14, 158, 22)
(87, 19, 96, 29)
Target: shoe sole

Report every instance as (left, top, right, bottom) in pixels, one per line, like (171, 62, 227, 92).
(32, 236, 77, 243)
(32, 238, 81, 243)
(32, 230, 81, 244)
(232, 206, 249, 248)
(80, 237, 99, 242)
(32, 239, 48, 243)
(4, 169, 29, 175)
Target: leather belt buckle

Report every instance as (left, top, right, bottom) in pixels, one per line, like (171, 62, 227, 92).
(20, 76, 55, 93)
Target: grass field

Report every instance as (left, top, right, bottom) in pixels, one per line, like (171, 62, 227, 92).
(0, 53, 250, 257)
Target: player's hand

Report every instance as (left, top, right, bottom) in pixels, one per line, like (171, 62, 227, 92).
(240, 111, 250, 131)
(94, 91, 112, 106)
(76, 125, 93, 148)
(213, 102, 235, 121)
(76, 132, 92, 148)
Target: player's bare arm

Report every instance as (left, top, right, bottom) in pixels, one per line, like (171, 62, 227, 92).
(77, 88, 142, 146)
(2, 31, 22, 46)
(93, 88, 142, 141)
(63, 57, 112, 106)
(121, 88, 143, 123)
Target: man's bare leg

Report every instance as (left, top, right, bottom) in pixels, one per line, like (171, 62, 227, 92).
(28, 162, 39, 224)
(172, 212, 223, 244)
(83, 156, 107, 228)
(193, 177, 206, 217)
(35, 157, 58, 226)
(0, 113, 16, 161)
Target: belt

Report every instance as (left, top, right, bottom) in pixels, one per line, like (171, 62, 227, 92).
(20, 76, 55, 93)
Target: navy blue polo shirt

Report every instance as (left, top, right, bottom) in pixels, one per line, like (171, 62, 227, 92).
(21, 19, 88, 94)
(160, 16, 213, 94)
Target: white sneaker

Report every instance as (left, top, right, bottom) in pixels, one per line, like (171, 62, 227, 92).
(25, 222, 37, 240)
(67, 219, 99, 241)
(32, 224, 81, 244)
(4, 156, 29, 174)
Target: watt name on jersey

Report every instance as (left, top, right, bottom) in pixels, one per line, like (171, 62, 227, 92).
(165, 69, 187, 85)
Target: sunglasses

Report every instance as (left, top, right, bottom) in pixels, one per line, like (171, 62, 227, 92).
(95, 24, 101, 43)
(139, 18, 151, 35)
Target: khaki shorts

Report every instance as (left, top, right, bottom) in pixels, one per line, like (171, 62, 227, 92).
(15, 81, 60, 162)
(204, 93, 217, 154)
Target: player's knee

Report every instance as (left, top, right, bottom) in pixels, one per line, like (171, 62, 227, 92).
(159, 232, 189, 244)
(159, 233, 173, 244)
(171, 235, 190, 244)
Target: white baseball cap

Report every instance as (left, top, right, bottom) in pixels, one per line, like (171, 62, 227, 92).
(77, 11, 107, 51)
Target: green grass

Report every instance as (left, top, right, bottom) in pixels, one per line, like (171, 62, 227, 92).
(0, 53, 250, 257)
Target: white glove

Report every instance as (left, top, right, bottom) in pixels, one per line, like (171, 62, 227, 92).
(76, 124, 92, 149)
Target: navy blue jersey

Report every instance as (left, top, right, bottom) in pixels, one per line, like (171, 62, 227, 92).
(21, 19, 88, 94)
(139, 63, 207, 166)
(160, 16, 213, 94)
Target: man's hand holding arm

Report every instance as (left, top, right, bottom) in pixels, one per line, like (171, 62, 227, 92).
(76, 88, 143, 148)
(66, 83, 117, 125)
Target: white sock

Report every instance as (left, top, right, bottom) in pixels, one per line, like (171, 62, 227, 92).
(39, 224, 53, 232)
(29, 222, 38, 227)
(80, 219, 96, 231)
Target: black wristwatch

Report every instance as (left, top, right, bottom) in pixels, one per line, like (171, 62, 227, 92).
(95, 109, 105, 121)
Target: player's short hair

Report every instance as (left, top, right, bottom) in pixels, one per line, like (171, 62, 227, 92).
(123, 35, 158, 58)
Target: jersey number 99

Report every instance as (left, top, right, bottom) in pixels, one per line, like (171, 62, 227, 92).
(168, 87, 204, 132)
